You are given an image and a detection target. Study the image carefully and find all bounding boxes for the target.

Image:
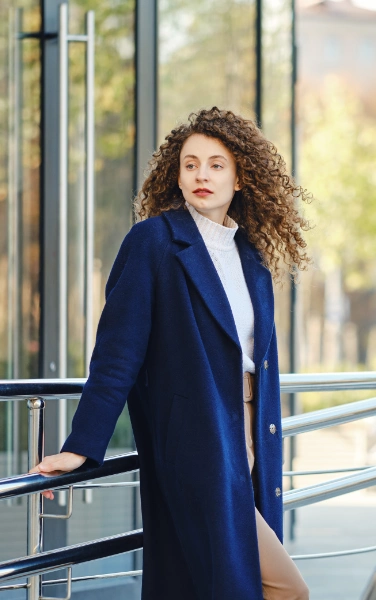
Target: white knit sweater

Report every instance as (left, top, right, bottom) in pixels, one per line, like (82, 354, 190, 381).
(185, 201, 255, 374)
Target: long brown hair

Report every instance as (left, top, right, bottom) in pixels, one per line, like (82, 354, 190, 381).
(134, 106, 312, 281)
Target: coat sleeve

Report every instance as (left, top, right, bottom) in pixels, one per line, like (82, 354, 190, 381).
(61, 220, 167, 465)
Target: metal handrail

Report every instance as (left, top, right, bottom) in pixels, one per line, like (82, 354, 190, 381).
(0, 529, 143, 584)
(0, 453, 139, 501)
(291, 545, 376, 561)
(280, 371, 376, 393)
(283, 466, 373, 476)
(282, 396, 376, 438)
(283, 466, 376, 511)
(1, 462, 376, 587)
(0, 571, 143, 592)
(1, 460, 375, 512)
(1, 370, 375, 401)
(0, 379, 85, 401)
(0, 374, 376, 595)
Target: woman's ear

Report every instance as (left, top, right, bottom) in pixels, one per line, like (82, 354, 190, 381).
(235, 178, 242, 191)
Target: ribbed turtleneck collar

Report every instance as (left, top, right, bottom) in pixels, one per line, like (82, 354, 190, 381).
(185, 201, 238, 251)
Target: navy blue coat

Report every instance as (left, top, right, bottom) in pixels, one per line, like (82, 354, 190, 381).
(62, 206, 283, 600)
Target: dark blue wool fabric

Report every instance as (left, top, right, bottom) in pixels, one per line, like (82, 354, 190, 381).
(62, 206, 283, 600)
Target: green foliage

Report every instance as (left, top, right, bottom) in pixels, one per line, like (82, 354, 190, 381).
(300, 388, 372, 413)
(69, 0, 136, 279)
(261, 0, 293, 168)
(109, 405, 135, 449)
(300, 76, 376, 290)
(298, 363, 374, 412)
(158, 0, 256, 142)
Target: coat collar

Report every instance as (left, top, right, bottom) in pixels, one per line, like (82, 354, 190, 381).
(162, 207, 274, 368)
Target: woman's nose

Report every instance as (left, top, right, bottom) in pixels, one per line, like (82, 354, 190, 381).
(195, 166, 209, 181)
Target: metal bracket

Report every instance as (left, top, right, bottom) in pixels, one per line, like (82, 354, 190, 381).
(41, 486, 73, 520)
(40, 567, 72, 600)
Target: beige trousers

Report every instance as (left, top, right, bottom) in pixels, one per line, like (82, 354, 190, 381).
(243, 372, 309, 600)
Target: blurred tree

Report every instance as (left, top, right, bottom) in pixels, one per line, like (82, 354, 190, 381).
(158, 0, 256, 142)
(299, 76, 376, 291)
(69, 0, 136, 274)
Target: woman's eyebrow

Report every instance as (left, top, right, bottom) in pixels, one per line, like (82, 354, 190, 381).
(182, 154, 228, 162)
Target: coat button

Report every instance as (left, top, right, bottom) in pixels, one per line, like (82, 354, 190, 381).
(264, 360, 269, 370)
(269, 424, 276, 434)
(275, 487, 281, 497)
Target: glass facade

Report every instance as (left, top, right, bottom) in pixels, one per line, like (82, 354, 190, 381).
(261, 0, 294, 378)
(0, 0, 42, 583)
(158, 0, 256, 143)
(67, 1, 136, 380)
(0, 1, 297, 596)
(0, 2, 41, 380)
(0, 1, 140, 597)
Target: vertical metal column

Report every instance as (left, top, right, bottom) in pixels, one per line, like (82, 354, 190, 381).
(133, 0, 158, 572)
(135, 0, 158, 200)
(27, 397, 45, 600)
(58, 3, 68, 497)
(6, 8, 22, 492)
(288, 0, 298, 541)
(84, 10, 95, 376)
(254, 0, 262, 127)
(41, 2, 70, 586)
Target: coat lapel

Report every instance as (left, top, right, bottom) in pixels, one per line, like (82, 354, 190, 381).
(235, 229, 274, 368)
(162, 208, 274, 367)
(162, 208, 241, 351)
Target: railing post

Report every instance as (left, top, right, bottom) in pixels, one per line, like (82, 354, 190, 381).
(27, 397, 45, 600)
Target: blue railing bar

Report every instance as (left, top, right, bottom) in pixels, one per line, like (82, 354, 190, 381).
(283, 466, 373, 476)
(0, 379, 86, 401)
(2, 540, 376, 591)
(1, 371, 375, 401)
(283, 465, 376, 511)
(291, 544, 376, 560)
(0, 453, 139, 501)
(2, 540, 376, 592)
(1, 468, 375, 585)
(280, 371, 376, 393)
(0, 530, 143, 584)
(282, 396, 376, 438)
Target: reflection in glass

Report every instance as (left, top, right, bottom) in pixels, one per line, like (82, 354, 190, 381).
(67, 2, 136, 383)
(158, 0, 256, 142)
(297, 1, 376, 390)
(0, 0, 40, 565)
(0, 2, 41, 382)
(0, 3, 41, 485)
(261, 0, 293, 376)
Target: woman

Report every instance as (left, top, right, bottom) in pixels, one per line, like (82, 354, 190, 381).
(31, 107, 311, 599)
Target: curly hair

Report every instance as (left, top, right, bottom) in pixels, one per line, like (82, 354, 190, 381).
(134, 106, 312, 281)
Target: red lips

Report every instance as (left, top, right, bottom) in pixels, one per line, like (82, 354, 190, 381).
(193, 188, 213, 193)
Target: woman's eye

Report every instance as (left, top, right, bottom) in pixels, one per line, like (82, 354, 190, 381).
(186, 164, 195, 170)
(212, 164, 223, 169)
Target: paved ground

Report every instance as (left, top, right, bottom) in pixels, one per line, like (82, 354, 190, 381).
(283, 419, 376, 600)
(284, 503, 376, 600)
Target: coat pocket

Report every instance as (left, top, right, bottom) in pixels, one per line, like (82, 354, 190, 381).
(164, 393, 188, 464)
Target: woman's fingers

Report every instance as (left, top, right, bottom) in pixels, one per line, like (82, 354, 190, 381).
(42, 490, 54, 500)
(29, 452, 87, 475)
(29, 452, 87, 500)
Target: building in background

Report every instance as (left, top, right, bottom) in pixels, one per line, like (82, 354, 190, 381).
(298, 0, 376, 105)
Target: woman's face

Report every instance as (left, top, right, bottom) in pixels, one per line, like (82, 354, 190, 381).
(178, 133, 241, 224)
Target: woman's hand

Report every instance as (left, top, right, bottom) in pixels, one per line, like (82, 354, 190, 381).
(29, 452, 87, 500)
